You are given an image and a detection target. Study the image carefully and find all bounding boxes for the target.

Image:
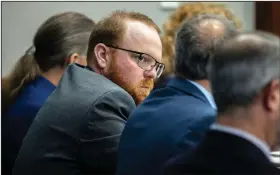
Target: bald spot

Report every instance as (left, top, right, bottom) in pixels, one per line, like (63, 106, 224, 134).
(197, 19, 226, 42)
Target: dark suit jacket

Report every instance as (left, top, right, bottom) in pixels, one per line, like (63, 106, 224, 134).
(2, 76, 55, 175)
(165, 130, 280, 175)
(116, 76, 216, 175)
(12, 64, 136, 175)
(153, 73, 174, 90)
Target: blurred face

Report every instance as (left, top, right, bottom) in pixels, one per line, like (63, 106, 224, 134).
(105, 21, 163, 105)
(274, 117, 280, 151)
(263, 79, 280, 150)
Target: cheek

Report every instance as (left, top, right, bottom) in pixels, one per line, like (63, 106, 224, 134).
(117, 55, 144, 85)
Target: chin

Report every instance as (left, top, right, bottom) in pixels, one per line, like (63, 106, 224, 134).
(134, 96, 147, 106)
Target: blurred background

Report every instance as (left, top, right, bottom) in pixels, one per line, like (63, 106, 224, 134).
(1, 1, 279, 75)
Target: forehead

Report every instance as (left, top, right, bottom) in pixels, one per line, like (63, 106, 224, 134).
(119, 20, 162, 62)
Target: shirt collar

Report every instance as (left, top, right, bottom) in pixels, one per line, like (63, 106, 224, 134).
(187, 80, 217, 109)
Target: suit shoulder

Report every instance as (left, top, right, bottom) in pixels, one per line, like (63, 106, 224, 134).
(83, 88, 136, 133)
(146, 90, 215, 114)
(59, 64, 132, 98)
(94, 87, 135, 107)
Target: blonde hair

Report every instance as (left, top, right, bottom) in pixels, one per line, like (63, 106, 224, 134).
(162, 2, 242, 75)
(2, 53, 40, 115)
(2, 12, 94, 116)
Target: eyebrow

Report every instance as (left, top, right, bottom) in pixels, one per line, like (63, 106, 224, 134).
(108, 45, 153, 58)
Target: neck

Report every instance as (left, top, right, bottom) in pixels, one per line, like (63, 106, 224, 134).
(194, 79, 211, 93)
(216, 107, 269, 148)
(89, 63, 102, 75)
(41, 68, 64, 86)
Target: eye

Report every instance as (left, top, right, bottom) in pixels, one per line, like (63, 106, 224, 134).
(137, 54, 144, 61)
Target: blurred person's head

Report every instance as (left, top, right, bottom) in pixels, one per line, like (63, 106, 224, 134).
(87, 10, 163, 105)
(2, 12, 95, 114)
(162, 2, 242, 76)
(174, 14, 238, 91)
(209, 31, 280, 150)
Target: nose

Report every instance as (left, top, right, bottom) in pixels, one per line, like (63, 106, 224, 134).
(144, 67, 157, 79)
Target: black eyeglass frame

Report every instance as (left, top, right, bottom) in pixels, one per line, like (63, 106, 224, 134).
(106, 44, 165, 78)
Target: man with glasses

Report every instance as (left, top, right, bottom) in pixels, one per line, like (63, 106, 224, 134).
(103, 45, 165, 105)
(115, 14, 238, 175)
(12, 11, 163, 175)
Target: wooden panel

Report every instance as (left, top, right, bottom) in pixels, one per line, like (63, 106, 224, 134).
(255, 2, 280, 36)
(271, 3, 280, 36)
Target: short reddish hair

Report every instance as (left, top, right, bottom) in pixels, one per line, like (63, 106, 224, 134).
(87, 10, 160, 63)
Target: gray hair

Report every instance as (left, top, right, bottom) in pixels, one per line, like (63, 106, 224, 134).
(174, 14, 238, 80)
(209, 31, 280, 114)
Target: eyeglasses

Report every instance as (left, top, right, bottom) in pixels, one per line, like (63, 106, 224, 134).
(106, 45, 165, 78)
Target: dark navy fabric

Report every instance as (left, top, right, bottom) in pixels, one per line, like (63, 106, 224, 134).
(2, 76, 55, 175)
(116, 76, 216, 175)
